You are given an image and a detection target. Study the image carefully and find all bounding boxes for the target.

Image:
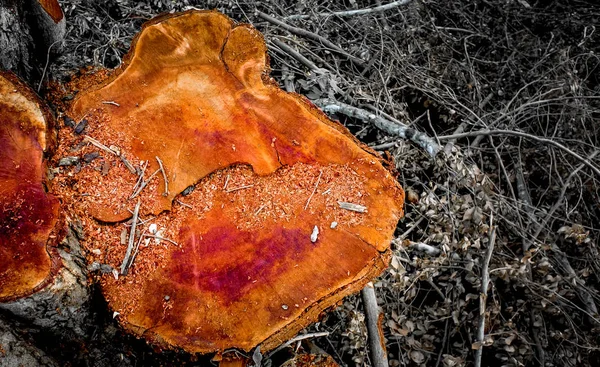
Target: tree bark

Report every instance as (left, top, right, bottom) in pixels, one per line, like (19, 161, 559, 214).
(0, 0, 65, 82)
(0, 315, 59, 367)
(0, 226, 91, 339)
(0, 0, 34, 79)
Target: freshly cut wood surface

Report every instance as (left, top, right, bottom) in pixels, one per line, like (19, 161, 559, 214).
(0, 72, 60, 301)
(60, 10, 404, 354)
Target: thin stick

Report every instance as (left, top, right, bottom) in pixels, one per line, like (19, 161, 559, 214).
(266, 332, 330, 358)
(223, 174, 230, 190)
(285, 0, 412, 20)
(120, 200, 141, 276)
(129, 228, 147, 270)
(272, 38, 323, 72)
(304, 170, 323, 210)
(256, 11, 364, 67)
(226, 184, 254, 193)
(437, 129, 600, 177)
(83, 136, 136, 174)
(132, 160, 148, 193)
(143, 234, 179, 246)
(38, 40, 61, 92)
(474, 215, 496, 367)
(175, 199, 193, 209)
(130, 169, 161, 199)
(83, 136, 117, 155)
(102, 101, 120, 107)
(361, 282, 388, 367)
(314, 98, 440, 156)
(155, 156, 169, 197)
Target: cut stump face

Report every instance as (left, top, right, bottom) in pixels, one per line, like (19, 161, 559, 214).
(0, 72, 60, 302)
(56, 10, 404, 353)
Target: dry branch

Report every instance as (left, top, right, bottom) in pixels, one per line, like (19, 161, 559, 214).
(437, 129, 600, 177)
(256, 11, 365, 67)
(285, 0, 412, 20)
(315, 98, 440, 156)
(361, 282, 388, 367)
(474, 217, 496, 367)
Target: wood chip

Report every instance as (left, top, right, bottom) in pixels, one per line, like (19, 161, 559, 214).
(338, 201, 368, 213)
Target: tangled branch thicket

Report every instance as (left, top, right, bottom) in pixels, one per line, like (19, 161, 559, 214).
(49, 0, 600, 366)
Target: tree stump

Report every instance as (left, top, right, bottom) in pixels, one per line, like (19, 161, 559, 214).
(0, 72, 90, 340)
(52, 9, 404, 357)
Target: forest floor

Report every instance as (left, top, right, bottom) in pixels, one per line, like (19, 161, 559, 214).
(37, 0, 600, 366)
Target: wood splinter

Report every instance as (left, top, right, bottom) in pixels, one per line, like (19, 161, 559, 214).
(338, 201, 368, 213)
(156, 156, 169, 197)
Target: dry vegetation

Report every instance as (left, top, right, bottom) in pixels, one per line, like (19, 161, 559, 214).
(41, 0, 600, 366)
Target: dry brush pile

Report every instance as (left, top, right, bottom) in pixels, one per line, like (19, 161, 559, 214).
(40, 0, 600, 366)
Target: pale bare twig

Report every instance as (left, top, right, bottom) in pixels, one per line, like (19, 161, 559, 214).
(474, 214, 496, 367)
(361, 282, 388, 367)
(285, 0, 412, 20)
(256, 11, 365, 67)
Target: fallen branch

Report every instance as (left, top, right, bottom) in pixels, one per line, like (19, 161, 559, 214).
(256, 11, 365, 67)
(314, 98, 440, 156)
(272, 38, 324, 73)
(437, 129, 600, 177)
(474, 216, 496, 367)
(285, 0, 412, 20)
(361, 282, 388, 367)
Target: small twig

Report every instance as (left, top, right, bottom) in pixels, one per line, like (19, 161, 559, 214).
(175, 199, 193, 209)
(131, 169, 160, 199)
(133, 160, 148, 193)
(474, 215, 496, 367)
(120, 200, 141, 276)
(129, 228, 147, 270)
(223, 174, 230, 190)
(102, 100, 120, 107)
(143, 234, 179, 246)
(314, 98, 440, 156)
(155, 156, 169, 197)
(83, 136, 117, 155)
(266, 332, 330, 358)
(226, 184, 254, 193)
(361, 282, 388, 367)
(38, 40, 61, 92)
(256, 11, 365, 67)
(82, 136, 136, 174)
(338, 201, 368, 213)
(285, 0, 412, 20)
(272, 38, 324, 73)
(304, 170, 323, 210)
(437, 129, 600, 177)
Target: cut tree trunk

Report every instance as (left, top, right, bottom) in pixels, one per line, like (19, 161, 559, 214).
(0, 0, 65, 82)
(0, 72, 90, 340)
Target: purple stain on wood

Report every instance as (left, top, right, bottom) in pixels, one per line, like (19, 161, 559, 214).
(169, 223, 310, 305)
